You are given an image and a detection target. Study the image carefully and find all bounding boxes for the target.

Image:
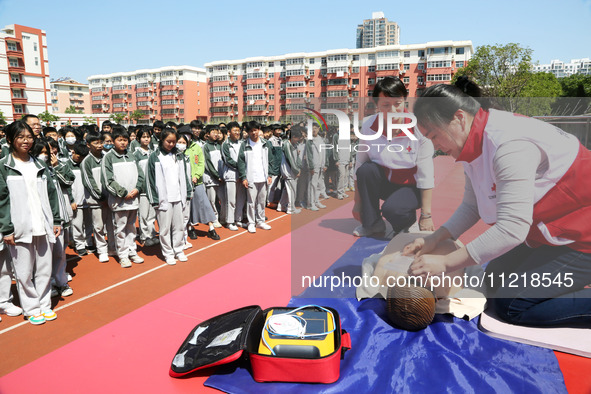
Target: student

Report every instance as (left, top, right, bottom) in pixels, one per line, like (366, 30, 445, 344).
(69, 141, 92, 256)
(183, 126, 220, 241)
(31, 138, 75, 297)
(202, 125, 225, 227)
(221, 121, 246, 230)
(102, 125, 145, 268)
(295, 129, 308, 208)
(0, 121, 61, 325)
(278, 126, 303, 214)
(237, 121, 273, 233)
(347, 129, 358, 192)
(151, 121, 165, 151)
(266, 125, 283, 207)
(305, 123, 326, 211)
(405, 79, 591, 327)
(132, 128, 159, 247)
(0, 237, 23, 320)
(146, 128, 193, 265)
(332, 124, 352, 200)
(102, 132, 114, 154)
(101, 120, 113, 134)
(128, 125, 141, 154)
(82, 132, 116, 263)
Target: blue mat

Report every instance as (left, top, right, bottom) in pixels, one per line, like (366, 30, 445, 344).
(205, 237, 566, 393)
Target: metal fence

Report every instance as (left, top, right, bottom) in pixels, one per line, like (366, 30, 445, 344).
(535, 116, 591, 149)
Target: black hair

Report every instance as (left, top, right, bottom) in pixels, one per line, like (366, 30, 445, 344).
(244, 121, 262, 133)
(101, 132, 113, 142)
(190, 120, 204, 129)
(177, 133, 189, 145)
(136, 127, 152, 142)
(205, 124, 219, 134)
(43, 126, 57, 136)
(414, 81, 482, 127)
(21, 114, 39, 124)
(226, 121, 241, 130)
(290, 125, 303, 140)
(4, 121, 34, 150)
(101, 120, 112, 130)
(72, 142, 90, 157)
(372, 76, 408, 98)
(111, 124, 130, 141)
(159, 127, 177, 144)
(47, 138, 59, 151)
(30, 137, 51, 158)
(85, 131, 102, 144)
(165, 121, 177, 129)
(153, 120, 165, 130)
(64, 127, 82, 141)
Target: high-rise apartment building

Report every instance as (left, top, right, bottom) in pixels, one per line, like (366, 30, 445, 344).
(88, 65, 208, 124)
(356, 12, 400, 49)
(0, 24, 50, 121)
(533, 58, 591, 78)
(205, 40, 472, 123)
(50, 78, 91, 114)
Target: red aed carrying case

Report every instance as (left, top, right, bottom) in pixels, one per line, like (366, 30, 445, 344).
(169, 305, 351, 384)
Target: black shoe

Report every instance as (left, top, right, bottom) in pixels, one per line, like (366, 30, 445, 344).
(207, 229, 220, 240)
(86, 245, 97, 254)
(76, 248, 88, 256)
(188, 228, 199, 240)
(144, 238, 159, 247)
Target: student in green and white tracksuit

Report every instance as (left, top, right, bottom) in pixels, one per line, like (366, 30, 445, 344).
(102, 126, 145, 268)
(221, 122, 246, 229)
(133, 128, 158, 245)
(0, 122, 61, 325)
(278, 127, 303, 214)
(145, 128, 193, 265)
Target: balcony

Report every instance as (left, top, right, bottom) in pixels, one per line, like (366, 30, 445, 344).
(6, 49, 24, 58)
(12, 96, 28, 105)
(8, 62, 25, 72)
(10, 80, 26, 89)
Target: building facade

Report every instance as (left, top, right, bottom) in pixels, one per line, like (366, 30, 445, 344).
(533, 58, 591, 78)
(88, 65, 208, 125)
(0, 24, 50, 121)
(50, 78, 91, 114)
(205, 40, 472, 123)
(356, 12, 400, 49)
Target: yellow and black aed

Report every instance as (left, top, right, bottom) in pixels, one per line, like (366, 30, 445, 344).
(258, 308, 335, 358)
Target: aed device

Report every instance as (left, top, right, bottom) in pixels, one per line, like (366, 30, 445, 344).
(258, 306, 335, 358)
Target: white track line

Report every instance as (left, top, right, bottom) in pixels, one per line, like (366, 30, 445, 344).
(0, 215, 288, 335)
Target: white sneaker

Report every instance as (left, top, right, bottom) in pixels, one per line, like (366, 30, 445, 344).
(316, 202, 327, 209)
(176, 253, 188, 262)
(0, 304, 23, 317)
(165, 258, 177, 266)
(247, 224, 256, 233)
(129, 255, 144, 264)
(353, 220, 386, 237)
(67, 273, 72, 282)
(227, 223, 239, 231)
(213, 221, 222, 228)
(120, 258, 132, 268)
(98, 254, 109, 263)
(184, 242, 193, 250)
(256, 222, 272, 230)
(308, 205, 319, 211)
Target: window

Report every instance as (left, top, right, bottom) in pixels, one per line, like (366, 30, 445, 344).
(286, 58, 304, 65)
(404, 64, 410, 71)
(286, 81, 305, 88)
(309, 58, 315, 64)
(309, 81, 314, 87)
(34, 42, 38, 51)
(429, 47, 450, 55)
(377, 63, 399, 71)
(327, 54, 348, 62)
(7, 42, 17, 51)
(456, 61, 465, 68)
(427, 61, 451, 68)
(286, 69, 305, 76)
(368, 54, 375, 60)
(404, 51, 410, 58)
(9, 59, 19, 67)
(427, 74, 451, 81)
(418, 50, 425, 57)
(417, 76, 425, 85)
(353, 55, 360, 61)
(455, 47, 465, 55)
(403, 77, 410, 83)
(377, 50, 398, 58)
(368, 78, 375, 85)
(417, 63, 425, 70)
(246, 72, 265, 79)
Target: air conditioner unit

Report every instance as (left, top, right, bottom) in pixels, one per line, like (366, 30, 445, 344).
(305, 75, 310, 79)
(352, 84, 357, 89)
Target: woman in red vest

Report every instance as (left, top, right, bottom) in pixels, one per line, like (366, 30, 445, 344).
(404, 78, 591, 327)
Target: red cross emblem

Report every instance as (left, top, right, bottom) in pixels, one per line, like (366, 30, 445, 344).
(491, 183, 496, 192)
(407, 145, 412, 152)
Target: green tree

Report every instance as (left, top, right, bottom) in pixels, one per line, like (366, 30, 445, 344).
(38, 110, 60, 124)
(0, 109, 6, 125)
(83, 116, 97, 125)
(453, 43, 533, 111)
(110, 113, 126, 124)
(559, 74, 591, 97)
(64, 105, 83, 114)
(513, 72, 563, 116)
(129, 110, 145, 124)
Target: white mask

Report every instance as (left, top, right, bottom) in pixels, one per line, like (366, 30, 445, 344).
(65, 136, 77, 145)
(38, 154, 48, 162)
(176, 143, 187, 152)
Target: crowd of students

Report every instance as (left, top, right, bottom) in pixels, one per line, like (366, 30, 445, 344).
(0, 115, 358, 325)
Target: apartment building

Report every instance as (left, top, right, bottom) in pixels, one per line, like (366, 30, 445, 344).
(205, 40, 472, 123)
(533, 58, 591, 78)
(0, 24, 50, 121)
(356, 12, 400, 49)
(88, 65, 208, 124)
(50, 78, 91, 113)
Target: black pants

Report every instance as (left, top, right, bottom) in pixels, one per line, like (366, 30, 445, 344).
(356, 162, 420, 232)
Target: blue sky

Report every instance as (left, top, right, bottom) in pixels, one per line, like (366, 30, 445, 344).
(1, 0, 590, 83)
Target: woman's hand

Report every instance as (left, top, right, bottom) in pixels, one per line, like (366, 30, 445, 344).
(402, 235, 438, 257)
(419, 216, 435, 231)
(408, 254, 447, 280)
(3, 234, 15, 246)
